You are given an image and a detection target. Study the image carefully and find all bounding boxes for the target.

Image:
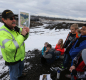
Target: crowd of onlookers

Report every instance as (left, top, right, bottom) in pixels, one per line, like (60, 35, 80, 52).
(41, 24, 86, 80)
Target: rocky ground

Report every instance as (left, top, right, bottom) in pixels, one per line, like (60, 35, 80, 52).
(27, 21, 84, 29)
(0, 49, 71, 80)
(45, 22, 83, 30)
(30, 21, 43, 28)
(22, 50, 71, 80)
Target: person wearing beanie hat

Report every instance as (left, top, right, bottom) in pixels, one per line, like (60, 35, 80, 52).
(0, 9, 30, 80)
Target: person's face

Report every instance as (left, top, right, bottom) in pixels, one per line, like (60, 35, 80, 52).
(70, 26, 76, 34)
(2, 16, 16, 29)
(81, 26, 86, 35)
(58, 40, 61, 44)
(44, 44, 47, 47)
(46, 47, 51, 51)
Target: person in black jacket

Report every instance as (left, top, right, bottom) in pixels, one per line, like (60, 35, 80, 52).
(62, 24, 79, 69)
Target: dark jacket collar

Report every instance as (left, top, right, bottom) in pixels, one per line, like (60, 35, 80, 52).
(4, 23, 13, 30)
(4, 23, 20, 33)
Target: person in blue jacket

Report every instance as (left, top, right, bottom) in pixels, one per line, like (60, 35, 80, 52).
(69, 24, 86, 65)
(65, 24, 86, 80)
(41, 42, 49, 55)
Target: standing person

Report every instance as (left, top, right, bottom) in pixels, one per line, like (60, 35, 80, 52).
(55, 39, 65, 57)
(69, 24, 86, 65)
(62, 24, 79, 69)
(68, 24, 86, 80)
(0, 10, 29, 80)
(41, 42, 49, 56)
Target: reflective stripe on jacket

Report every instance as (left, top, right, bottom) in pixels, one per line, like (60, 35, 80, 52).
(0, 25, 29, 62)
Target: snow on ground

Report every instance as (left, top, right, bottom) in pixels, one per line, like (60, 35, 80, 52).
(25, 24, 69, 51)
(0, 22, 70, 79)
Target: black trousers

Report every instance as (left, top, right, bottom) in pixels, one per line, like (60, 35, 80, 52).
(41, 57, 47, 64)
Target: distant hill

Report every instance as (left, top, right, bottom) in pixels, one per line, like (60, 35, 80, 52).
(0, 13, 86, 22)
(31, 15, 86, 22)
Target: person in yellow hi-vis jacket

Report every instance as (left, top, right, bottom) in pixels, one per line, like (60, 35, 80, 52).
(0, 9, 29, 80)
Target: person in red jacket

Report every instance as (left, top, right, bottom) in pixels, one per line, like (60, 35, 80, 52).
(69, 49, 86, 80)
(55, 39, 65, 57)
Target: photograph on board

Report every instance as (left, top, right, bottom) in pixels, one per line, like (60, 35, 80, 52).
(19, 10, 30, 28)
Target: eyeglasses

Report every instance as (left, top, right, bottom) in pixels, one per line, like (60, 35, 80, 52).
(9, 17, 16, 20)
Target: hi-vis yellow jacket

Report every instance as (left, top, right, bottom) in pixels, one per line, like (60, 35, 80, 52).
(0, 25, 29, 63)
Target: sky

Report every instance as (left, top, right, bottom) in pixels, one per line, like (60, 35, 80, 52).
(0, 0, 86, 20)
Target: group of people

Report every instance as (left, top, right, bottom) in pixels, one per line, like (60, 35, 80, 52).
(0, 9, 86, 80)
(41, 24, 86, 80)
(41, 39, 65, 64)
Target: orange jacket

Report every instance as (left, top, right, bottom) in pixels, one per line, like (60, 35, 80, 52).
(55, 44, 65, 55)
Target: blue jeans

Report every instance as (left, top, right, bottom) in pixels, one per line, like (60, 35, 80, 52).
(54, 51, 61, 56)
(71, 59, 73, 66)
(63, 53, 70, 68)
(8, 60, 24, 80)
(71, 75, 75, 80)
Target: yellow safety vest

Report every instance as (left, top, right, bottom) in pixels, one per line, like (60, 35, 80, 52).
(0, 25, 29, 62)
